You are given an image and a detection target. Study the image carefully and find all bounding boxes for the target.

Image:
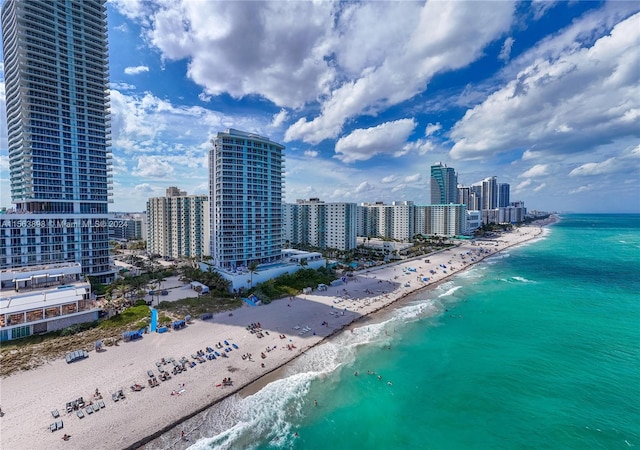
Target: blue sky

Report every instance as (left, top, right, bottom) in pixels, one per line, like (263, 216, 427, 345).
(1, 0, 639, 213)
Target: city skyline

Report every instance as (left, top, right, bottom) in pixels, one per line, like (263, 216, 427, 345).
(1, 1, 639, 214)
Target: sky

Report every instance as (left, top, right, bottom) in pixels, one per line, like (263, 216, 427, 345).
(0, 0, 639, 214)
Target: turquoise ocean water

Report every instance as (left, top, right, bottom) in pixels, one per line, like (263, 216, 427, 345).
(187, 214, 640, 450)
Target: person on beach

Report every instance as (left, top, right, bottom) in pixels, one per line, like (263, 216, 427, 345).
(62, 434, 71, 441)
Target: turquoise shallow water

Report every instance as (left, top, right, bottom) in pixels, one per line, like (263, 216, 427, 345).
(189, 214, 640, 450)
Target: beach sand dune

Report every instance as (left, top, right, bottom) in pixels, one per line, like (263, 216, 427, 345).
(0, 227, 544, 450)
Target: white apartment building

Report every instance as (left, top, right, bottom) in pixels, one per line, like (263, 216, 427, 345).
(415, 204, 468, 237)
(358, 202, 415, 241)
(209, 129, 284, 270)
(283, 199, 358, 251)
(147, 187, 209, 259)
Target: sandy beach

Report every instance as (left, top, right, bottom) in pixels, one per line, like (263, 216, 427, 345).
(0, 225, 545, 450)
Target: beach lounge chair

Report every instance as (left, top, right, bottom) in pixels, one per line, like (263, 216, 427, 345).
(147, 370, 154, 378)
(51, 409, 60, 418)
(50, 423, 57, 432)
(112, 392, 119, 402)
(93, 403, 100, 412)
(98, 400, 105, 409)
(85, 406, 93, 414)
(66, 402, 73, 413)
(232, 343, 239, 349)
(77, 410, 85, 419)
(56, 420, 63, 430)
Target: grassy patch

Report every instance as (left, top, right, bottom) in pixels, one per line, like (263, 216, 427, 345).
(98, 304, 151, 330)
(156, 295, 242, 318)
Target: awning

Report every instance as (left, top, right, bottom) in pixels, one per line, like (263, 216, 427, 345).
(12, 276, 32, 283)
(49, 274, 64, 278)
(32, 274, 49, 279)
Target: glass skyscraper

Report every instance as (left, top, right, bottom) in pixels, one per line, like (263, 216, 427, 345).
(1, 0, 113, 281)
(430, 163, 458, 205)
(209, 129, 285, 271)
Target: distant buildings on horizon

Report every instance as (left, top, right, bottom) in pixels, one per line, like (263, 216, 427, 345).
(138, 150, 527, 263)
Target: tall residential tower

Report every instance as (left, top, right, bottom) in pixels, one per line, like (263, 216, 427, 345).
(209, 129, 284, 270)
(1, 0, 113, 280)
(147, 187, 209, 260)
(430, 163, 457, 204)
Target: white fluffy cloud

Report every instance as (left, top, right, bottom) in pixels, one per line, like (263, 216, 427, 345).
(114, 0, 337, 109)
(334, 119, 417, 163)
(521, 164, 548, 178)
(450, 11, 640, 162)
(270, 109, 289, 129)
(498, 37, 515, 61)
(124, 65, 150, 75)
(285, 1, 515, 144)
(304, 150, 318, 158)
(569, 146, 639, 177)
(132, 155, 175, 178)
(404, 173, 422, 183)
(381, 175, 399, 184)
(425, 123, 442, 136)
(569, 158, 618, 177)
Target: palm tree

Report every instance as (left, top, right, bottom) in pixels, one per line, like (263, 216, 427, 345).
(247, 261, 259, 289)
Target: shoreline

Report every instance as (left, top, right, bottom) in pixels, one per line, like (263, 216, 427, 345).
(138, 223, 550, 449)
(0, 224, 549, 450)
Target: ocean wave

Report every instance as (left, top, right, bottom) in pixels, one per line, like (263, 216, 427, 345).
(437, 285, 463, 298)
(511, 276, 533, 283)
(456, 266, 484, 279)
(484, 253, 511, 264)
(188, 298, 444, 449)
(190, 371, 318, 450)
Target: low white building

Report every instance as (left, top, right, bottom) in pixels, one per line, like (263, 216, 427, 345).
(199, 249, 325, 292)
(0, 262, 99, 342)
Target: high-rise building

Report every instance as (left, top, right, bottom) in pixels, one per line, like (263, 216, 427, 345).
(209, 129, 285, 270)
(482, 176, 498, 210)
(1, 0, 113, 281)
(470, 184, 482, 210)
(283, 198, 357, 251)
(357, 201, 415, 242)
(498, 183, 510, 207)
(147, 188, 209, 259)
(415, 204, 468, 237)
(430, 163, 457, 204)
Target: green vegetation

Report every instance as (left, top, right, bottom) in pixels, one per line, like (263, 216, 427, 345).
(251, 267, 335, 304)
(60, 321, 100, 336)
(97, 304, 151, 330)
(156, 295, 242, 318)
(473, 223, 514, 236)
(128, 240, 146, 250)
(179, 266, 232, 295)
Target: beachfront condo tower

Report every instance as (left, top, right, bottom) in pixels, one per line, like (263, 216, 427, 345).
(498, 183, 511, 208)
(147, 187, 210, 260)
(482, 176, 498, 210)
(1, 0, 114, 281)
(209, 129, 285, 271)
(283, 198, 358, 251)
(430, 163, 458, 205)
